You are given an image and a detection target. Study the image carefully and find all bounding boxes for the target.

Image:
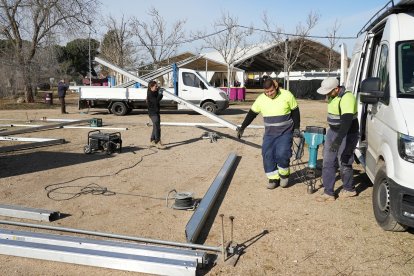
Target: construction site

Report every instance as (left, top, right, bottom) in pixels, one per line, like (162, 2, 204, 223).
(1, 1, 414, 275)
(0, 84, 414, 275)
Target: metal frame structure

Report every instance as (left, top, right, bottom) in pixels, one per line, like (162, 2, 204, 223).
(185, 152, 237, 243)
(0, 124, 128, 131)
(115, 55, 201, 88)
(0, 229, 205, 265)
(94, 57, 238, 131)
(0, 204, 60, 222)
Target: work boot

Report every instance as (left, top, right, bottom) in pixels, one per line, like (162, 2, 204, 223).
(156, 141, 166, 150)
(339, 189, 357, 198)
(316, 192, 335, 202)
(267, 179, 280, 189)
(280, 175, 289, 188)
(150, 140, 156, 147)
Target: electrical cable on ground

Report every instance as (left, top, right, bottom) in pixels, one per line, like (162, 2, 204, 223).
(44, 146, 174, 201)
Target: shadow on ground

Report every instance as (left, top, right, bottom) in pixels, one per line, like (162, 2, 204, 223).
(0, 146, 141, 178)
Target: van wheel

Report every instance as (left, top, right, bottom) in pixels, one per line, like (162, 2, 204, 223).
(201, 102, 217, 114)
(372, 162, 407, 231)
(110, 102, 128, 116)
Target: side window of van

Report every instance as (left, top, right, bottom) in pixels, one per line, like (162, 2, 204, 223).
(182, 72, 200, 88)
(377, 44, 390, 105)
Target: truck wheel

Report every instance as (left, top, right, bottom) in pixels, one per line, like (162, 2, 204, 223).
(372, 162, 407, 231)
(201, 102, 217, 114)
(110, 102, 128, 116)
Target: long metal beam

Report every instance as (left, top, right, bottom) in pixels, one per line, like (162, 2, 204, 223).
(0, 139, 66, 153)
(95, 57, 238, 131)
(0, 239, 196, 275)
(185, 152, 238, 243)
(159, 122, 264, 129)
(0, 124, 128, 131)
(0, 136, 61, 142)
(0, 204, 60, 222)
(0, 220, 221, 252)
(0, 229, 205, 265)
(0, 119, 90, 136)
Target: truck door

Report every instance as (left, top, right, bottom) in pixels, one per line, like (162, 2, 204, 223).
(179, 71, 205, 105)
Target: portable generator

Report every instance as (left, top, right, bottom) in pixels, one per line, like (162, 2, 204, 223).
(84, 130, 122, 155)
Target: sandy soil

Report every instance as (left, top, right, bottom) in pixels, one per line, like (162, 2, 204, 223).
(0, 97, 413, 276)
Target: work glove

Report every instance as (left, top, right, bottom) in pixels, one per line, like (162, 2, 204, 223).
(329, 138, 341, 152)
(293, 128, 301, 138)
(236, 127, 244, 139)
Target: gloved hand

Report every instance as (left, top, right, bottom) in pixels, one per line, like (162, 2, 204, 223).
(158, 88, 164, 95)
(236, 127, 244, 139)
(293, 128, 301, 138)
(330, 138, 341, 152)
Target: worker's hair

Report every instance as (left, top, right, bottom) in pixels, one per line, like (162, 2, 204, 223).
(263, 79, 276, 90)
(148, 80, 157, 88)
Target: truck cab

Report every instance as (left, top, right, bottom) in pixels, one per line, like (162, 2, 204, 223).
(346, 0, 414, 231)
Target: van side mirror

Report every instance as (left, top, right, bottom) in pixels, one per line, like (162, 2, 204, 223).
(200, 81, 206, 90)
(360, 77, 384, 104)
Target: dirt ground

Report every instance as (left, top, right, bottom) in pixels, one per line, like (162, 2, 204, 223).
(0, 95, 413, 276)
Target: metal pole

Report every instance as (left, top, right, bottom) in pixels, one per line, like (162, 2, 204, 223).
(0, 220, 221, 253)
(220, 214, 225, 262)
(88, 20, 92, 86)
(284, 38, 289, 90)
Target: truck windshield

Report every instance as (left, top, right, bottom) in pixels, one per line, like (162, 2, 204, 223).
(195, 72, 211, 88)
(397, 41, 414, 98)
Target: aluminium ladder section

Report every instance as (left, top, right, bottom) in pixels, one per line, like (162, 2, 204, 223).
(94, 57, 238, 131)
(114, 55, 201, 88)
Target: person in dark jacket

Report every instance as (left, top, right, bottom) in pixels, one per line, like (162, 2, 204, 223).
(57, 79, 69, 114)
(147, 80, 165, 149)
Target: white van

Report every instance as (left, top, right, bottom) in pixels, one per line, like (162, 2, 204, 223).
(78, 68, 229, 116)
(345, 0, 414, 231)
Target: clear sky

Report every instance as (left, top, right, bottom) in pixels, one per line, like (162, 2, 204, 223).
(94, 0, 389, 55)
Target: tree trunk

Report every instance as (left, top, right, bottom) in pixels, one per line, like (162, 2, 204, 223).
(22, 68, 34, 103)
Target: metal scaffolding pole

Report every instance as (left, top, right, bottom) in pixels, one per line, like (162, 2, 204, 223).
(0, 220, 221, 252)
(95, 57, 238, 131)
(0, 205, 60, 222)
(185, 152, 238, 243)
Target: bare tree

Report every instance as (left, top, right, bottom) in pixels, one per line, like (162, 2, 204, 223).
(200, 12, 254, 90)
(327, 19, 341, 75)
(101, 15, 138, 83)
(130, 7, 186, 69)
(263, 11, 320, 90)
(0, 0, 98, 102)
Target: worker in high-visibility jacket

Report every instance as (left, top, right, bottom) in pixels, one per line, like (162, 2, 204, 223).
(316, 77, 359, 202)
(237, 79, 301, 189)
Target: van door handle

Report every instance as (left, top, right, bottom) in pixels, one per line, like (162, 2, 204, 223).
(182, 89, 188, 91)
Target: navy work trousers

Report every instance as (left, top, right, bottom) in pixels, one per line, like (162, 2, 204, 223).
(262, 132, 293, 179)
(322, 128, 359, 196)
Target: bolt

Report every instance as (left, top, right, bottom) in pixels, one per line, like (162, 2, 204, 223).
(229, 216, 234, 242)
(219, 214, 225, 261)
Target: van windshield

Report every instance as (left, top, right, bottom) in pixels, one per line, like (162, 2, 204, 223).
(195, 72, 211, 88)
(397, 41, 414, 98)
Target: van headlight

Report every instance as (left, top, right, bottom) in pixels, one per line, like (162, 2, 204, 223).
(219, 92, 228, 100)
(398, 133, 414, 163)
